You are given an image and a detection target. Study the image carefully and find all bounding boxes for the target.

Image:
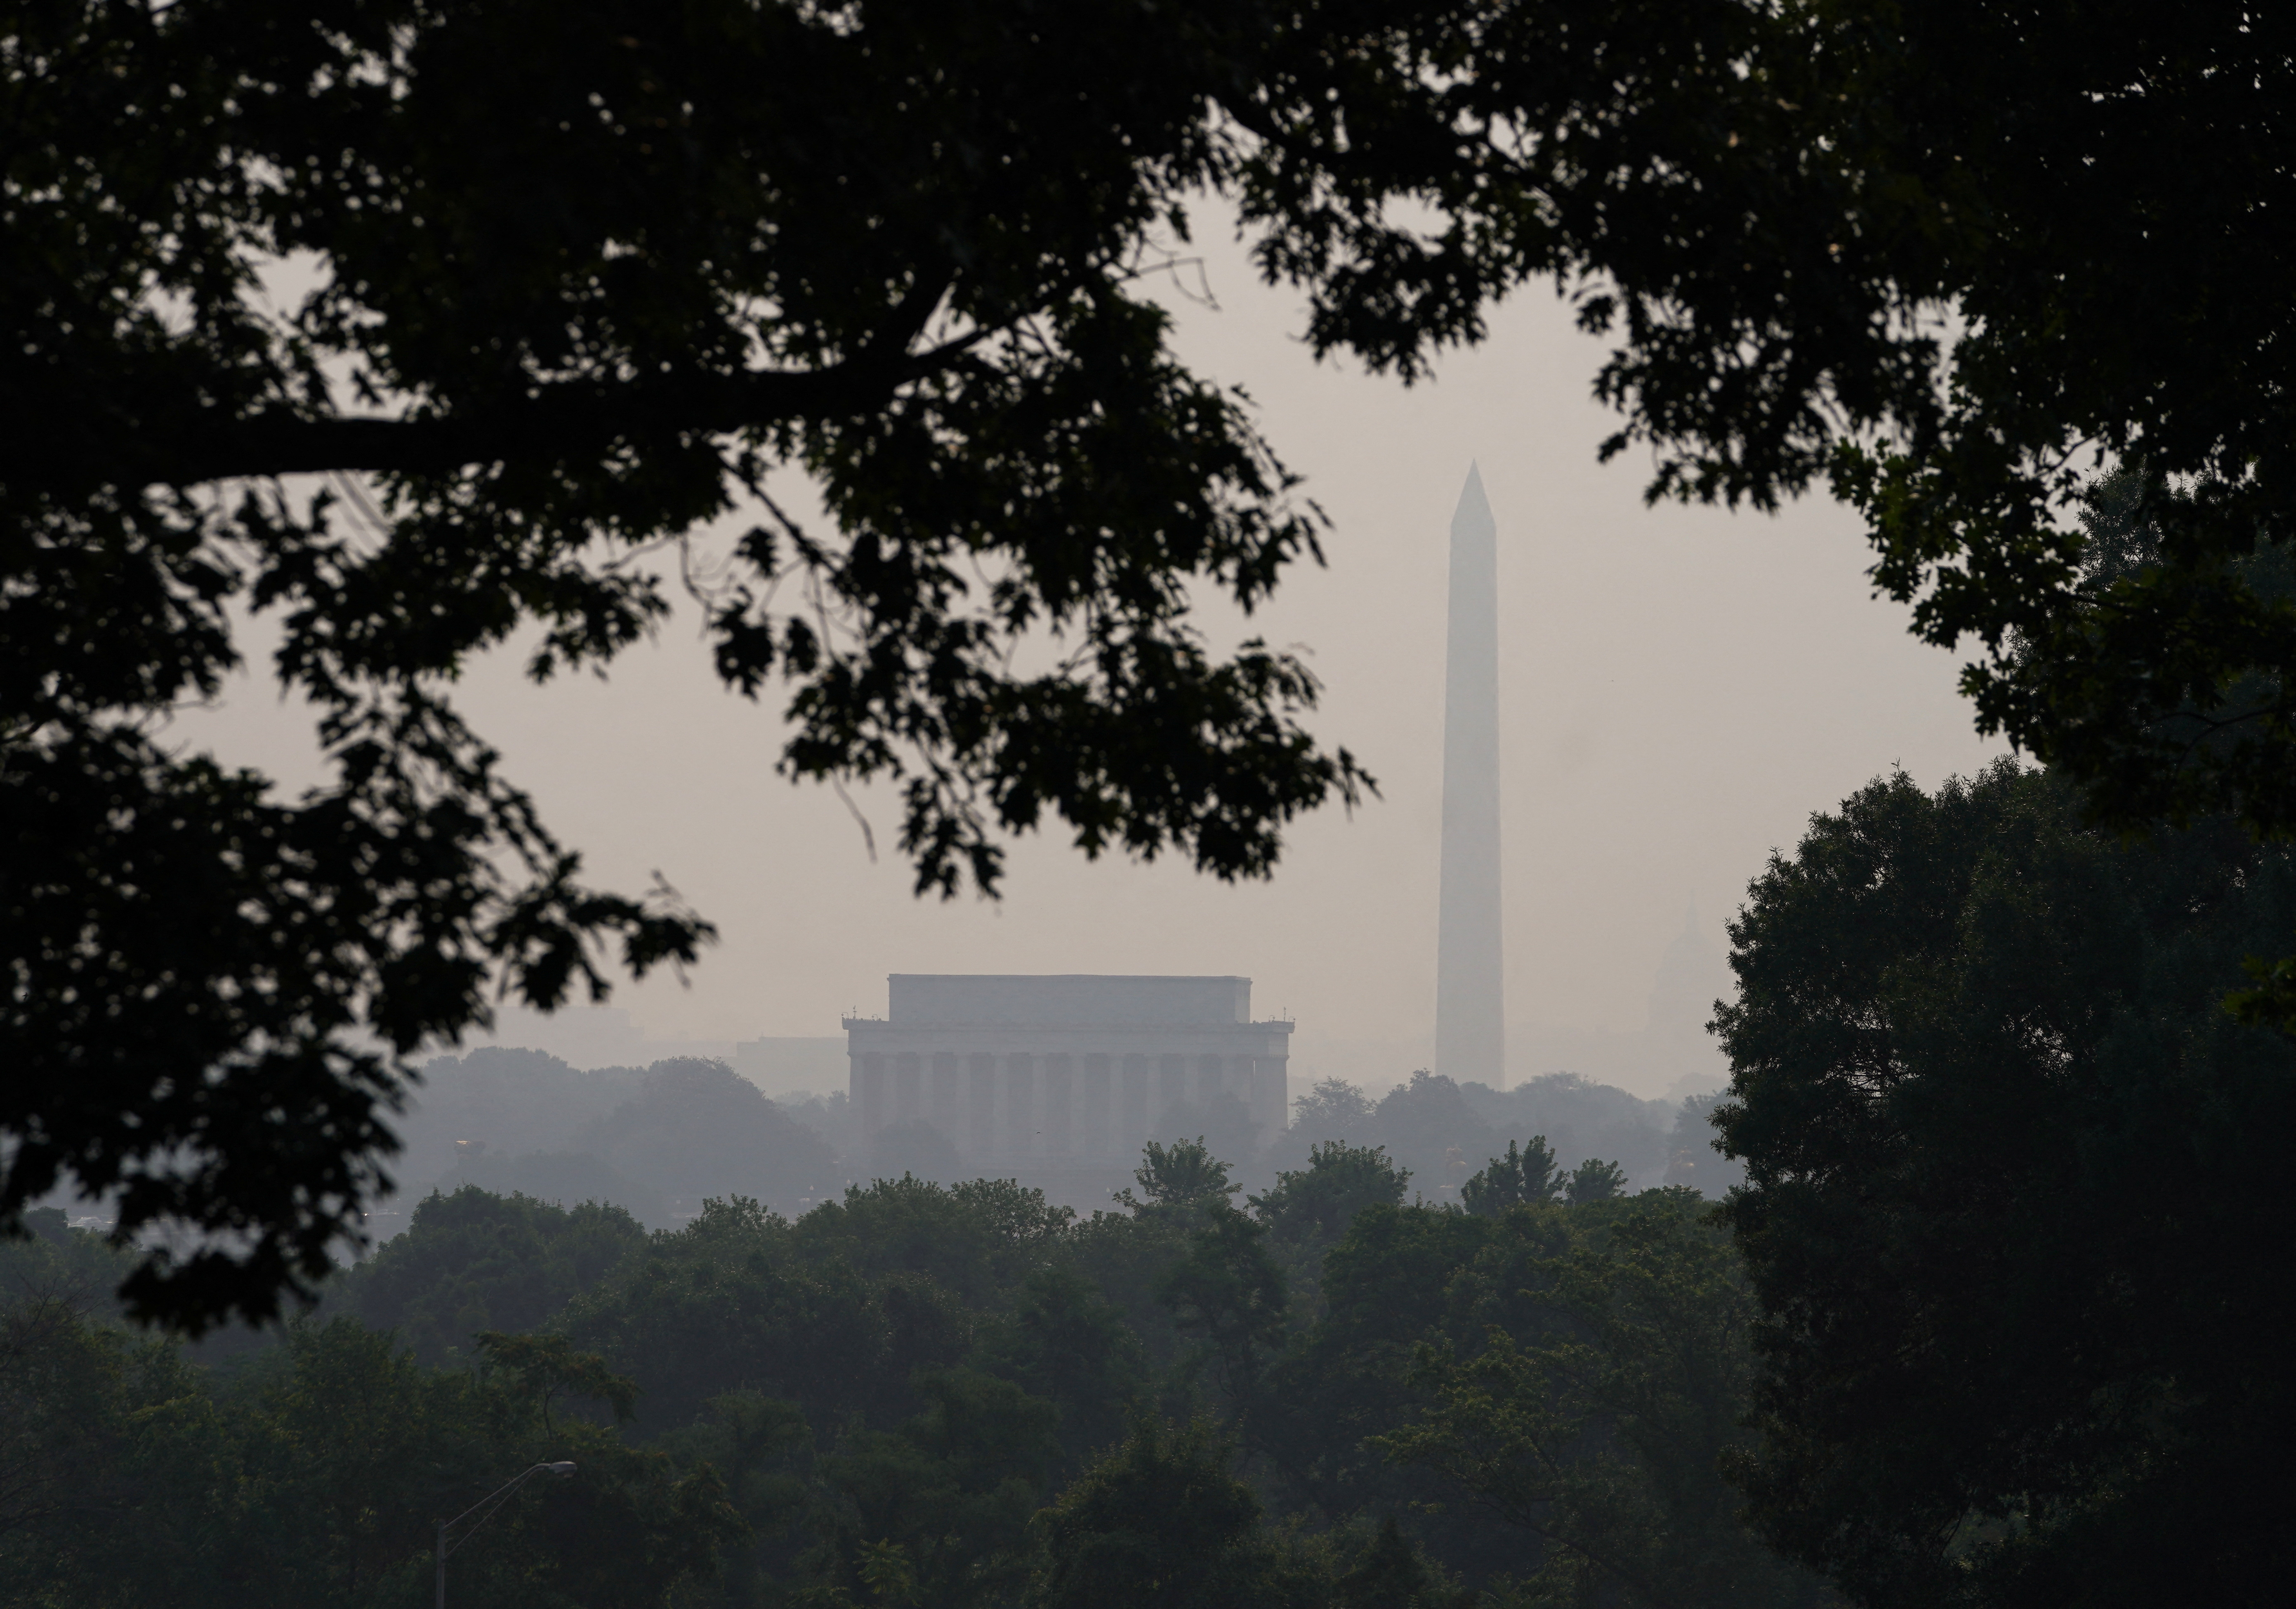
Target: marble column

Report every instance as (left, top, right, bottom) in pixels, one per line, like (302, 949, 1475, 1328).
(1044, 1055, 1074, 1157)
(857, 1052, 886, 1146)
(1082, 1054, 1112, 1157)
(1157, 1055, 1187, 1131)
(1004, 1054, 1036, 1158)
(1120, 1054, 1150, 1158)
(930, 1052, 960, 1137)
(1255, 1052, 1289, 1142)
(1195, 1055, 1227, 1109)
(893, 1052, 922, 1124)
(966, 1053, 998, 1159)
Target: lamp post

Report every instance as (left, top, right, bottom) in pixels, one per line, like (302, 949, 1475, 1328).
(434, 1461, 575, 1609)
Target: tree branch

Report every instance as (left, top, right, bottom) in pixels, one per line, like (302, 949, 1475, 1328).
(98, 361, 887, 488)
(47, 269, 968, 491)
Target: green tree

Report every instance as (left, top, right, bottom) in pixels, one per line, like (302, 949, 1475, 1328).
(227, 1319, 494, 1604)
(1157, 1205, 1289, 1407)
(331, 1186, 649, 1364)
(1286, 1078, 1377, 1141)
(0, 1296, 175, 1567)
(0, 1157, 1839, 1605)
(1562, 1161, 1629, 1207)
(1714, 761, 2296, 1607)
(2, 1302, 743, 1609)
(1378, 1193, 1820, 1609)
(1254, 1142, 1412, 1250)
(649, 1390, 814, 1609)
(475, 1331, 639, 1433)
(561, 1197, 910, 1434)
(1247, 1201, 1514, 1547)
(1249, 1141, 1411, 1319)
(1026, 1416, 1315, 1609)
(1117, 1138, 1240, 1224)
(976, 1267, 1151, 1471)
(0, 1295, 225, 1609)
(1054, 1210, 1199, 1376)
(1459, 1140, 1564, 1217)
(792, 1177, 1076, 1309)
(1334, 1516, 1473, 1609)
(809, 1370, 1061, 1609)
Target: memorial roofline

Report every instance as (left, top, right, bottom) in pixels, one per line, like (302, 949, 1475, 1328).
(885, 972, 1251, 984)
(841, 1017, 1293, 1033)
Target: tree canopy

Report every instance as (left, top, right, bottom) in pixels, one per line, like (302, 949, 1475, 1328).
(1714, 760, 2296, 1607)
(8, 0, 1376, 1327)
(9, 1138, 1815, 1608)
(9, 0, 2292, 1328)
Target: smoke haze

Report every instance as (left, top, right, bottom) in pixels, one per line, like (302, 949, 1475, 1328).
(173, 209, 2005, 1100)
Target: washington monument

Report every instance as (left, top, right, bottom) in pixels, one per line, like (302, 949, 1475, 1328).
(1436, 464, 1504, 1086)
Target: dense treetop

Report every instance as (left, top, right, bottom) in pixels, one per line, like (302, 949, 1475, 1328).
(1, 1142, 1805, 1609)
(1716, 759, 2296, 1608)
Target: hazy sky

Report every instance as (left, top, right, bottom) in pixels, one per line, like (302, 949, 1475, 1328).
(186, 215, 2007, 1098)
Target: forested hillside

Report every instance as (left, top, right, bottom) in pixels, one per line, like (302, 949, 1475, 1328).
(0, 1136, 1815, 1609)
(389, 1053, 842, 1228)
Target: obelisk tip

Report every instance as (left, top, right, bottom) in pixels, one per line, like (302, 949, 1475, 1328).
(1451, 462, 1495, 537)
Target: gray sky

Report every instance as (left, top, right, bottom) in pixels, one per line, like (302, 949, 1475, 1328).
(186, 218, 2006, 1099)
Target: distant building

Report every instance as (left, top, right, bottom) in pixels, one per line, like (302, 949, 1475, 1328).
(844, 974, 1292, 1169)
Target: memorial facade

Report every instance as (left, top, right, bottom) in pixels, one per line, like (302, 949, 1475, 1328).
(844, 974, 1292, 1168)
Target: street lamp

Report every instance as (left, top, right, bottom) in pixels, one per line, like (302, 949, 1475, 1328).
(434, 1461, 575, 1609)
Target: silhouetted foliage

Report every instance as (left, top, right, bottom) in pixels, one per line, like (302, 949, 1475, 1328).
(0, 1302, 740, 1608)
(1025, 1417, 1291, 1609)
(1718, 760, 2296, 1608)
(12, 0, 2296, 1339)
(1377, 1191, 1820, 1609)
(10, 0, 1393, 1328)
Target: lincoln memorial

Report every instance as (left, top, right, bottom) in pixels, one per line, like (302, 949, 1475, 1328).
(844, 974, 1293, 1170)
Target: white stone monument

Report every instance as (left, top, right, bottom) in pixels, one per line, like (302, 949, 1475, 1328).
(1436, 464, 1505, 1086)
(844, 974, 1292, 1167)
